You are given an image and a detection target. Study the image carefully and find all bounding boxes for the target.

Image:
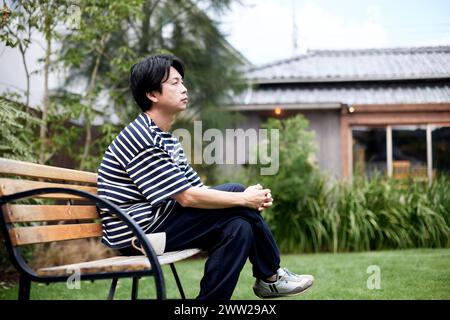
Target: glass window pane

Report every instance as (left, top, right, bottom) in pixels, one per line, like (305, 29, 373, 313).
(392, 125, 427, 179)
(352, 127, 386, 177)
(432, 126, 450, 175)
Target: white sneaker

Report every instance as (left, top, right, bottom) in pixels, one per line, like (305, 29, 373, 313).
(253, 268, 314, 299)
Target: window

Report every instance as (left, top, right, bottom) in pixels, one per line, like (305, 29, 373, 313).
(432, 126, 450, 175)
(352, 127, 386, 177)
(352, 124, 450, 181)
(392, 125, 427, 179)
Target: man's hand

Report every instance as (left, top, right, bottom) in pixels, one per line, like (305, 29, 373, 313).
(245, 183, 263, 192)
(243, 184, 273, 212)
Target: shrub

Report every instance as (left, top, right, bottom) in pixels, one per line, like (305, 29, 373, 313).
(0, 97, 40, 162)
(244, 115, 450, 253)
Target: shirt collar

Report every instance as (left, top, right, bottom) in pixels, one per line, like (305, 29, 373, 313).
(141, 112, 172, 137)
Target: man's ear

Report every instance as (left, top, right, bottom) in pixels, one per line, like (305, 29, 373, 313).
(146, 92, 158, 103)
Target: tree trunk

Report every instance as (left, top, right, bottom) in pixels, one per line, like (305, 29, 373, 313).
(79, 34, 110, 170)
(138, 0, 162, 54)
(79, 119, 92, 170)
(39, 13, 52, 165)
(19, 43, 30, 107)
(139, 1, 152, 53)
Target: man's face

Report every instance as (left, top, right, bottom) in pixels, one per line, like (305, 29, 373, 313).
(150, 66, 188, 114)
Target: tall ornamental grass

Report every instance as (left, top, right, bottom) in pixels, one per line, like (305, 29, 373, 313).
(247, 115, 450, 253)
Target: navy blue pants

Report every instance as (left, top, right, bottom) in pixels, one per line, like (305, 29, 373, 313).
(122, 183, 281, 300)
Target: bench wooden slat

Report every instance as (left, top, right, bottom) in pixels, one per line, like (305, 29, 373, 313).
(0, 157, 203, 298)
(36, 249, 202, 276)
(0, 178, 97, 200)
(9, 223, 102, 246)
(3, 204, 99, 223)
(0, 158, 97, 184)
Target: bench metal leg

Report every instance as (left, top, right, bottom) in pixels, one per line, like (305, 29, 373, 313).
(131, 277, 139, 300)
(107, 278, 118, 300)
(170, 263, 186, 299)
(18, 275, 31, 300)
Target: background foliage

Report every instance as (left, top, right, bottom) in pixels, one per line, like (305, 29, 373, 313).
(58, 0, 246, 173)
(242, 115, 450, 253)
(0, 97, 40, 161)
(1, 0, 246, 174)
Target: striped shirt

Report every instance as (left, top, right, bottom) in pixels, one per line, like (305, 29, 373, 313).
(97, 113, 203, 249)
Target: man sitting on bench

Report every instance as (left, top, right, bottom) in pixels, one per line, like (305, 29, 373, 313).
(97, 54, 314, 300)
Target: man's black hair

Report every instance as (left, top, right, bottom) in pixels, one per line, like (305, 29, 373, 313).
(129, 54, 185, 112)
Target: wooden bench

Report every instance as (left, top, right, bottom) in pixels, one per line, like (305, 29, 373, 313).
(0, 157, 201, 300)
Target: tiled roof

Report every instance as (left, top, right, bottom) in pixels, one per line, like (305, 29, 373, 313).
(229, 46, 450, 106)
(231, 82, 450, 106)
(246, 46, 450, 83)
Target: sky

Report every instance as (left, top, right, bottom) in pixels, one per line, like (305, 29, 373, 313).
(218, 0, 450, 64)
(1, 0, 450, 107)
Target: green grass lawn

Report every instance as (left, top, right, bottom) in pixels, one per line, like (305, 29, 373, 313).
(1, 248, 449, 300)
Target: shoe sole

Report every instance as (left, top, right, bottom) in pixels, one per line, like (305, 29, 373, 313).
(253, 282, 314, 299)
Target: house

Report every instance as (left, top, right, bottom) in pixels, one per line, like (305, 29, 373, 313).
(227, 46, 450, 180)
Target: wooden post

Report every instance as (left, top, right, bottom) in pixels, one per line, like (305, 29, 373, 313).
(426, 124, 433, 185)
(340, 109, 351, 179)
(386, 125, 393, 178)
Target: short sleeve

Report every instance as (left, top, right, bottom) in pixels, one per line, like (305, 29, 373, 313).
(126, 146, 192, 206)
(185, 165, 204, 187)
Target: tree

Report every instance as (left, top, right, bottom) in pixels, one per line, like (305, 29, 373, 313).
(2, 0, 246, 179)
(59, 0, 145, 170)
(1, 0, 39, 106)
(59, 0, 246, 176)
(62, 0, 245, 122)
(36, 1, 73, 164)
(1, 1, 70, 164)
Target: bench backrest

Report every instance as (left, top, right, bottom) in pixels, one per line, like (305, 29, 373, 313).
(0, 158, 102, 247)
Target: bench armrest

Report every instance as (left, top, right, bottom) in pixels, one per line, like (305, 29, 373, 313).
(0, 187, 166, 298)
